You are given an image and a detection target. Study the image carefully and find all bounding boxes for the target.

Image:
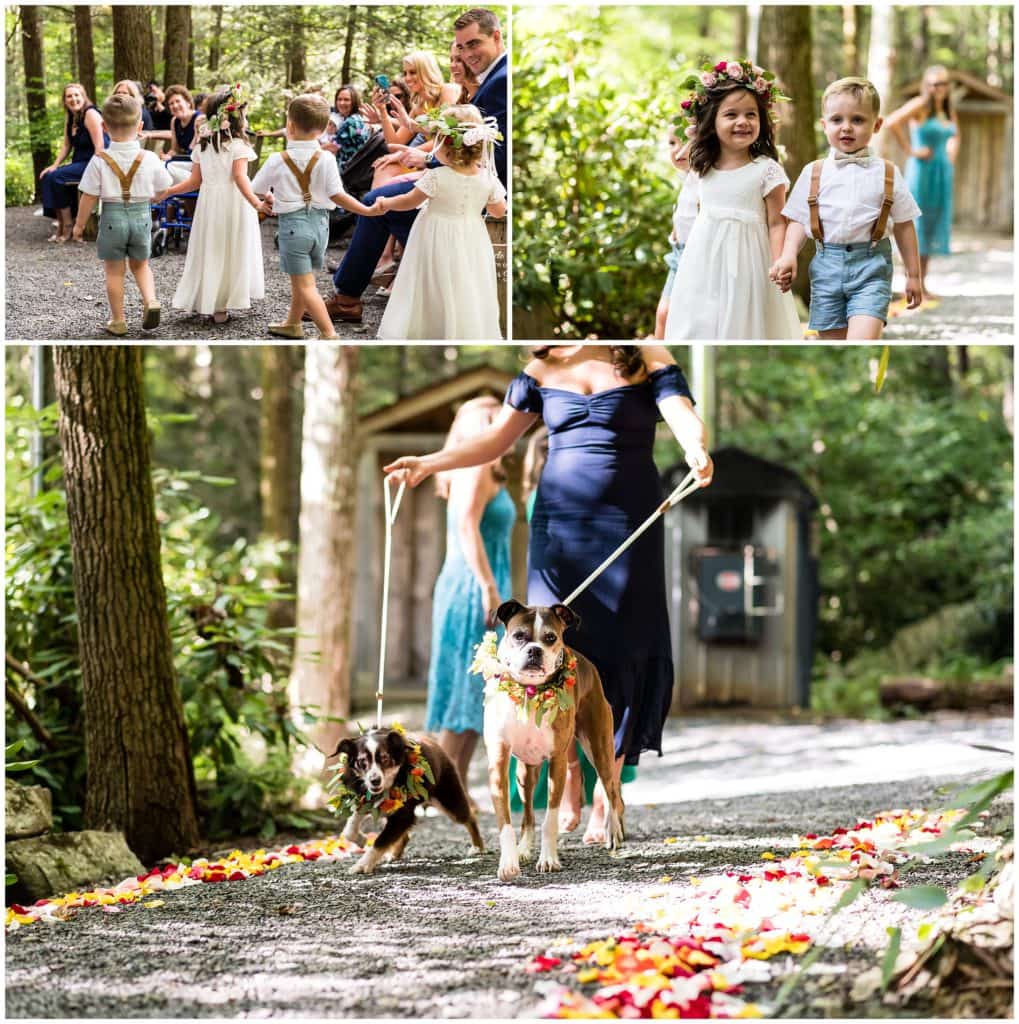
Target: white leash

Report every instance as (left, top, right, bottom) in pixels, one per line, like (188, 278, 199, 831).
(562, 468, 702, 606)
(377, 476, 406, 729)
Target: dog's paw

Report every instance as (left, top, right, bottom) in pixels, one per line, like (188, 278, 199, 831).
(349, 850, 381, 875)
(497, 857, 521, 883)
(606, 813, 624, 852)
(535, 851, 562, 873)
(517, 828, 535, 862)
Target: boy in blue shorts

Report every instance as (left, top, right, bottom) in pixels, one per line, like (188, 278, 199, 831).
(770, 76, 923, 339)
(251, 94, 379, 339)
(73, 93, 173, 335)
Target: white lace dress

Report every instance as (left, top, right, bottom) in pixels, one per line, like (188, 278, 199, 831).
(378, 165, 505, 340)
(664, 156, 802, 340)
(173, 140, 265, 315)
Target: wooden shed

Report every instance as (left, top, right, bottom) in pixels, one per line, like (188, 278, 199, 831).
(892, 70, 1013, 234)
(351, 366, 529, 706)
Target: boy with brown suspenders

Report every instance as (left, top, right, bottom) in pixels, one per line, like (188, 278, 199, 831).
(73, 94, 173, 335)
(251, 94, 380, 339)
(770, 77, 923, 339)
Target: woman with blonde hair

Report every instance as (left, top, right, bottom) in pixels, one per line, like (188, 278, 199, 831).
(425, 395, 516, 786)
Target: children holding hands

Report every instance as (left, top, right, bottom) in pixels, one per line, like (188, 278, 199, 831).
(663, 60, 802, 340)
(250, 93, 380, 340)
(73, 93, 173, 335)
(770, 77, 923, 339)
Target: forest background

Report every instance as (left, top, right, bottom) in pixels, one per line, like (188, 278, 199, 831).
(5, 345, 1013, 845)
(513, 4, 1015, 338)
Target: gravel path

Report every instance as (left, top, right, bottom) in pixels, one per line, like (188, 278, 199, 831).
(5, 711, 1012, 1018)
(5, 205, 385, 341)
(884, 231, 1013, 341)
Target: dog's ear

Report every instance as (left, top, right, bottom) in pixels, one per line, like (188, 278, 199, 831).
(496, 599, 526, 626)
(386, 729, 407, 762)
(331, 737, 358, 761)
(551, 604, 580, 631)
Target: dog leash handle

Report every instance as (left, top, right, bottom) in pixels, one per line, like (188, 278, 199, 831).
(562, 469, 701, 607)
(377, 475, 406, 730)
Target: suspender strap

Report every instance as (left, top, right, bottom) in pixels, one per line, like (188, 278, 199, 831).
(870, 159, 895, 247)
(280, 150, 320, 206)
(99, 151, 144, 204)
(807, 159, 824, 246)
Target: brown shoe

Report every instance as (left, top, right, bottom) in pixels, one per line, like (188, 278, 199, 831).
(306, 293, 363, 323)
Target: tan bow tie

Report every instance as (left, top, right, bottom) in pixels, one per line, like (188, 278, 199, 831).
(832, 147, 872, 167)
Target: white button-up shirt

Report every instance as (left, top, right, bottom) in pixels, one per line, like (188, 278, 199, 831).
(250, 140, 345, 215)
(783, 151, 921, 243)
(78, 141, 173, 202)
(474, 51, 506, 86)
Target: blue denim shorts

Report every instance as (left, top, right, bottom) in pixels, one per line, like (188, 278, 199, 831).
(808, 237, 893, 331)
(97, 201, 152, 262)
(660, 241, 685, 303)
(278, 207, 329, 276)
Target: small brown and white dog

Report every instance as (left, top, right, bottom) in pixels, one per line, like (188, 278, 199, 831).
(484, 600, 624, 882)
(333, 728, 484, 875)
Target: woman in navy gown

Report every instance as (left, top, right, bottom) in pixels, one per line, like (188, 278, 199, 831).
(385, 345, 712, 841)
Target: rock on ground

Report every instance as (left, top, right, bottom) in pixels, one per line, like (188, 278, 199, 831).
(5, 206, 385, 341)
(5, 779, 52, 840)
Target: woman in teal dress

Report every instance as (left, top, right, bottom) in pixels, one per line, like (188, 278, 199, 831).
(886, 66, 960, 296)
(426, 395, 516, 785)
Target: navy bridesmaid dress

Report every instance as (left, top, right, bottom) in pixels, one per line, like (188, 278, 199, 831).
(505, 364, 694, 764)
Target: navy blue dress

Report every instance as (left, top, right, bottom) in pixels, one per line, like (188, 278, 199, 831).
(505, 364, 694, 764)
(41, 104, 107, 217)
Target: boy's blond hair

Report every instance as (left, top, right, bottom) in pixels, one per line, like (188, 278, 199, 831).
(822, 77, 881, 117)
(102, 93, 142, 131)
(288, 93, 330, 134)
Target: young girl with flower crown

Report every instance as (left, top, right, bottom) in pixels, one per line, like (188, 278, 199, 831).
(664, 59, 802, 340)
(375, 103, 506, 340)
(158, 84, 269, 324)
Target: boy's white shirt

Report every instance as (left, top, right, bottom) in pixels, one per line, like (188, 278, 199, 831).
(671, 170, 700, 246)
(250, 139, 345, 214)
(78, 141, 174, 201)
(782, 150, 922, 243)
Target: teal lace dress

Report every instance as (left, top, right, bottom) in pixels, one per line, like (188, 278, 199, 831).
(905, 117, 956, 256)
(425, 487, 515, 734)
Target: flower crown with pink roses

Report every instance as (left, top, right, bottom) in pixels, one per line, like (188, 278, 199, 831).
(674, 59, 789, 139)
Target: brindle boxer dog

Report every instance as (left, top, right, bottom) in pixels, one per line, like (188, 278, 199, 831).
(484, 600, 624, 882)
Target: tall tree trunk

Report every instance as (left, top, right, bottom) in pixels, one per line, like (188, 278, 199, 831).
(113, 7, 154, 86)
(987, 5, 1002, 88)
(208, 5, 223, 73)
(867, 5, 896, 157)
(288, 7, 307, 87)
(841, 5, 858, 76)
(698, 7, 711, 38)
(760, 6, 815, 305)
(186, 20, 195, 90)
(734, 6, 748, 56)
(54, 347, 201, 866)
(261, 347, 300, 631)
(341, 6, 358, 85)
(291, 346, 360, 760)
(162, 5, 190, 87)
(74, 6, 96, 101)
(20, 5, 50, 198)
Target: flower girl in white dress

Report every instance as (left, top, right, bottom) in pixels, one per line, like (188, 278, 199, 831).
(159, 84, 268, 324)
(375, 104, 506, 340)
(664, 60, 802, 340)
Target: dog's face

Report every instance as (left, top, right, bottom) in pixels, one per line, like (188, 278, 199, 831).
(336, 729, 406, 797)
(495, 600, 580, 682)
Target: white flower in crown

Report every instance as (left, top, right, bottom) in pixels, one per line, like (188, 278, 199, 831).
(462, 118, 501, 147)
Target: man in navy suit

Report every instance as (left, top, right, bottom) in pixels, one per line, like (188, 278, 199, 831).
(321, 8, 507, 323)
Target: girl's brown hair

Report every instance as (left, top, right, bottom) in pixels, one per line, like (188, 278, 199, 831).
(687, 83, 779, 176)
(199, 87, 252, 152)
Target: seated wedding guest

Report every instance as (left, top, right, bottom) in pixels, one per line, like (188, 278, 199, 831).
(322, 85, 374, 172)
(450, 42, 478, 102)
(321, 7, 508, 325)
(113, 80, 153, 131)
(145, 81, 173, 131)
(39, 82, 107, 243)
(163, 85, 199, 183)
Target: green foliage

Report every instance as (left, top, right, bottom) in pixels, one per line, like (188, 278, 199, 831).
(4, 398, 310, 836)
(5, 740, 40, 774)
(5, 155, 35, 208)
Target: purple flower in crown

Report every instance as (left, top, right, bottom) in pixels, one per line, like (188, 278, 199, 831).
(726, 61, 745, 80)
(681, 99, 692, 110)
